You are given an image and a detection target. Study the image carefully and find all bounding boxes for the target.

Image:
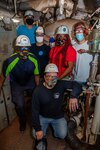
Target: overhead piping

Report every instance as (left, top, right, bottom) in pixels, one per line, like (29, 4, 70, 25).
(0, 1, 14, 10)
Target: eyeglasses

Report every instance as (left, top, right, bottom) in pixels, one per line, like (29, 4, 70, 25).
(75, 29, 84, 34)
(45, 75, 58, 79)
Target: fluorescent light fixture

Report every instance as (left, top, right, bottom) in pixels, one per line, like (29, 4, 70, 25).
(0, 16, 3, 20)
(12, 18, 20, 23)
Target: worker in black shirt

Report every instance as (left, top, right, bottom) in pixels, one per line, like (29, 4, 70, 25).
(32, 63, 82, 149)
(30, 26, 51, 80)
(0, 35, 40, 132)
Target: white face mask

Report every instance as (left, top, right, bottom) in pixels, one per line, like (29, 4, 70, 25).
(47, 77, 58, 88)
(36, 36, 44, 43)
(48, 78, 58, 88)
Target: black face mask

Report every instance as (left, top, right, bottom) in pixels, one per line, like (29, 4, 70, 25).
(55, 38, 66, 46)
(26, 18, 34, 25)
(19, 50, 29, 60)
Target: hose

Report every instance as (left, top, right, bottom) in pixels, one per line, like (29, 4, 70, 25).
(66, 119, 100, 150)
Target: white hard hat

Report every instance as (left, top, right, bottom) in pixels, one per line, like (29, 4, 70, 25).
(16, 35, 31, 47)
(24, 10, 34, 17)
(56, 25, 69, 34)
(36, 26, 44, 33)
(45, 63, 58, 73)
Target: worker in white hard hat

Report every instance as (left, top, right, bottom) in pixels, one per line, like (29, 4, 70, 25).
(49, 25, 76, 80)
(32, 63, 82, 149)
(0, 35, 40, 132)
(30, 26, 51, 80)
(16, 10, 37, 45)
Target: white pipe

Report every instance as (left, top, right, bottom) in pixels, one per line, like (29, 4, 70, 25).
(91, 88, 100, 134)
(59, 0, 64, 15)
(89, 54, 99, 82)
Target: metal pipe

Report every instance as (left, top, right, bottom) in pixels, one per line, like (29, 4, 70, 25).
(82, 92, 92, 142)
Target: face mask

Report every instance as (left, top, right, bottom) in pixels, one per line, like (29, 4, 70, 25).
(56, 38, 66, 46)
(75, 33, 84, 41)
(55, 35, 67, 46)
(26, 18, 34, 25)
(48, 77, 58, 88)
(36, 36, 44, 43)
(19, 50, 29, 60)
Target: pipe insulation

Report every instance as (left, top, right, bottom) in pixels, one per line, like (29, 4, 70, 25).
(0, 7, 14, 18)
(19, 0, 57, 11)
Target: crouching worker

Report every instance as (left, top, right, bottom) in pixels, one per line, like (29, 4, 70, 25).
(32, 63, 82, 150)
(0, 35, 40, 132)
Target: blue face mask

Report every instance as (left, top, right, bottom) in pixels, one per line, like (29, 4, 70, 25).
(75, 33, 84, 41)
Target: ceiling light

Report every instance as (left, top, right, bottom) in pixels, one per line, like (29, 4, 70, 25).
(12, 18, 20, 23)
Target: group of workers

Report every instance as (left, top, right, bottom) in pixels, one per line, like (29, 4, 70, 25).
(0, 9, 93, 150)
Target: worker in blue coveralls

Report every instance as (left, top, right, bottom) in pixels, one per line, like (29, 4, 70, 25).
(0, 35, 40, 132)
(32, 63, 82, 150)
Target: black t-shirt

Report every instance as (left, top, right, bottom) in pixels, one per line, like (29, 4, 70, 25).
(30, 44, 50, 77)
(32, 80, 82, 131)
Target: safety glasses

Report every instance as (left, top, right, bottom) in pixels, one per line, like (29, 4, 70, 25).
(45, 75, 58, 79)
(75, 29, 84, 34)
(19, 47, 29, 51)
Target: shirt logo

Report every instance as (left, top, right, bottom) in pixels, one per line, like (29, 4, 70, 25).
(63, 28, 66, 32)
(38, 51, 43, 56)
(54, 93, 60, 99)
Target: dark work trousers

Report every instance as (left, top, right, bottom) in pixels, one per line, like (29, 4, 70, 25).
(10, 80, 35, 126)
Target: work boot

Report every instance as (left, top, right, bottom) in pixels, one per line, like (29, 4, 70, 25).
(19, 118, 26, 132)
(15, 107, 26, 131)
(20, 123, 26, 131)
(34, 138, 47, 150)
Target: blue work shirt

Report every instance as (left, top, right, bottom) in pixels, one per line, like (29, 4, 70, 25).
(16, 25, 37, 44)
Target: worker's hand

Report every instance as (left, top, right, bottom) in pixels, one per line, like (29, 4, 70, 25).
(69, 98, 78, 112)
(36, 131, 44, 140)
(78, 49, 86, 54)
